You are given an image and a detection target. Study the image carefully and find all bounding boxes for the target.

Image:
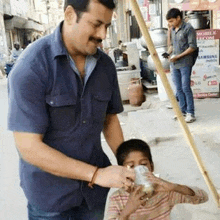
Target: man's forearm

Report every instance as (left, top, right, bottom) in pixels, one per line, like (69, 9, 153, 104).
(177, 47, 195, 59)
(14, 132, 97, 182)
(167, 46, 173, 55)
(103, 114, 124, 155)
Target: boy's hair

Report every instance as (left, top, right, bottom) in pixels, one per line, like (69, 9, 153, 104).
(116, 139, 153, 166)
(64, 0, 116, 21)
(166, 8, 182, 20)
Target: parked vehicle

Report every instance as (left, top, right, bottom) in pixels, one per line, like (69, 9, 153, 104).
(4, 63, 14, 77)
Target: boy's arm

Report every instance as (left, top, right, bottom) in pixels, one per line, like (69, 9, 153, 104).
(147, 173, 208, 204)
(169, 187, 209, 205)
(171, 183, 195, 196)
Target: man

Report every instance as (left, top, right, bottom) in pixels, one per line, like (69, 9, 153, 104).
(10, 42, 23, 63)
(8, 0, 135, 219)
(166, 8, 197, 123)
(5, 42, 23, 77)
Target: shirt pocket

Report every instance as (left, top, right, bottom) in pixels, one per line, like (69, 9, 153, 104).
(92, 90, 112, 124)
(46, 94, 77, 130)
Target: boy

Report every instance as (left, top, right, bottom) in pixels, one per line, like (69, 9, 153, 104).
(107, 139, 208, 220)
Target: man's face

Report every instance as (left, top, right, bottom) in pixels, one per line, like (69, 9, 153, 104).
(167, 16, 181, 28)
(64, 0, 113, 56)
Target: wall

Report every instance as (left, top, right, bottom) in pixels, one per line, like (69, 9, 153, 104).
(10, 0, 28, 18)
(0, 14, 9, 70)
(162, 0, 169, 28)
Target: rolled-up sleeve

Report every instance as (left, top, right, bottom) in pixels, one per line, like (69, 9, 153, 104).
(187, 27, 197, 50)
(106, 66, 124, 115)
(8, 60, 49, 134)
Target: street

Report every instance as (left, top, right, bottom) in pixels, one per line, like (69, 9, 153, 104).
(1, 76, 220, 219)
(0, 77, 28, 219)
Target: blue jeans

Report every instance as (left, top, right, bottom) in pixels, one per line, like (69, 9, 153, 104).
(28, 199, 105, 220)
(172, 66, 195, 115)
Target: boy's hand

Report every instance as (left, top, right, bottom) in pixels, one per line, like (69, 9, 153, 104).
(146, 172, 175, 192)
(120, 185, 149, 218)
(146, 172, 195, 196)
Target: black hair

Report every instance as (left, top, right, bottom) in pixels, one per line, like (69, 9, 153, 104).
(64, 0, 116, 21)
(166, 8, 182, 20)
(116, 139, 153, 167)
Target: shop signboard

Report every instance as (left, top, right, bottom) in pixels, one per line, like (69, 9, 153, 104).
(191, 29, 220, 98)
(168, 0, 220, 10)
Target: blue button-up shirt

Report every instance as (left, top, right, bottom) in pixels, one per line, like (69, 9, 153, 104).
(171, 21, 197, 68)
(8, 22, 123, 212)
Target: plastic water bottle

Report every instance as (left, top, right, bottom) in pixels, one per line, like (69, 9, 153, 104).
(134, 165, 154, 194)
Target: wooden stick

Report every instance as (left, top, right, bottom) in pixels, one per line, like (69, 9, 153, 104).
(130, 0, 220, 207)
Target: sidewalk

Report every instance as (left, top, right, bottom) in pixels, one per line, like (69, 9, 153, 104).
(103, 93, 220, 220)
(0, 77, 28, 220)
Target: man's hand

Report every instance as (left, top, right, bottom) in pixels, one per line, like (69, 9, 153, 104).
(169, 55, 180, 63)
(94, 165, 135, 189)
(120, 185, 149, 219)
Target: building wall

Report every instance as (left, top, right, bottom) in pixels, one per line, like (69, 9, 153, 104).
(0, 13, 9, 70)
(0, 0, 64, 70)
(10, 0, 28, 19)
(162, 0, 169, 28)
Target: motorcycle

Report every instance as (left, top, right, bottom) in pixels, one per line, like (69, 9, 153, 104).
(4, 62, 14, 77)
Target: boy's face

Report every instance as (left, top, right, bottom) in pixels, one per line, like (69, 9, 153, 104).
(123, 151, 153, 172)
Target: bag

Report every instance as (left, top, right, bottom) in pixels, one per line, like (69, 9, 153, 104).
(128, 78, 146, 107)
(192, 47, 199, 66)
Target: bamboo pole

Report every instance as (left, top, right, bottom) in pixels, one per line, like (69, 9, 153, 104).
(130, 0, 220, 207)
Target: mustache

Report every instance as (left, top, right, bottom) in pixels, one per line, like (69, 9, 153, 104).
(89, 37, 102, 44)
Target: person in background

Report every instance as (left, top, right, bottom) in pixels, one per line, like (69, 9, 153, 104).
(4, 42, 23, 77)
(7, 0, 135, 219)
(107, 139, 208, 220)
(118, 40, 123, 50)
(114, 40, 123, 63)
(166, 8, 197, 123)
(10, 42, 23, 63)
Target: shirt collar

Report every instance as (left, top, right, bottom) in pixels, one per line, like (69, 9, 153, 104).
(51, 21, 101, 60)
(51, 21, 69, 59)
(173, 21, 185, 32)
(179, 21, 186, 30)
